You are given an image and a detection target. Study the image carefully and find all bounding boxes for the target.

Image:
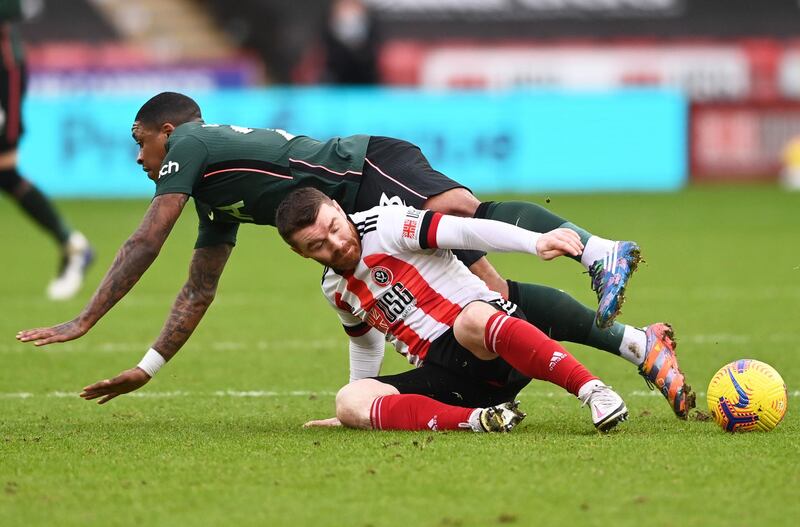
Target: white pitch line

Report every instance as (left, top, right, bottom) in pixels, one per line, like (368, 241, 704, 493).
(4, 334, 798, 354)
(2, 390, 799, 400)
(0, 339, 343, 354)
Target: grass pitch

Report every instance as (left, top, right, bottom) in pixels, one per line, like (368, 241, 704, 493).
(1, 186, 798, 527)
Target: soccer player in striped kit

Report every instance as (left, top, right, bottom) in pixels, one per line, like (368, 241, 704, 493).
(18, 92, 692, 420)
(276, 187, 630, 432)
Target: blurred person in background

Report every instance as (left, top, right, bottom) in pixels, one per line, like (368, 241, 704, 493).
(321, 0, 378, 84)
(780, 134, 800, 190)
(0, 0, 93, 299)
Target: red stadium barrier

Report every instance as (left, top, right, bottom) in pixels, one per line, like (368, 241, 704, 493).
(378, 39, 800, 103)
(690, 102, 800, 181)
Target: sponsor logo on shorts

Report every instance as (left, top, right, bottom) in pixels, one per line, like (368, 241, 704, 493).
(379, 193, 406, 207)
(494, 299, 518, 316)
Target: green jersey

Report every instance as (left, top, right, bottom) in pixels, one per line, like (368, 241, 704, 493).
(154, 122, 370, 248)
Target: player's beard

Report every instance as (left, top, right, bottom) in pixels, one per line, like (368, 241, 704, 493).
(332, 241, 360, 272)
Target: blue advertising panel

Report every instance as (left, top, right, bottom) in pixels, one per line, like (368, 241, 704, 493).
(18, 88, 686, 197)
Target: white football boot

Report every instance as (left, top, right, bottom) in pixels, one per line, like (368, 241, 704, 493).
(468, 401, 527, 433)
(47, 231, 94, 300)
(579, 383, 628, 432)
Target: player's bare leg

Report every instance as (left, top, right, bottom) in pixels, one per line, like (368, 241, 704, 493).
(423, 187, 641, 328)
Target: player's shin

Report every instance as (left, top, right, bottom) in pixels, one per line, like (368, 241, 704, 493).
(483, 311, 598, 396)
(506, 280, 647, 365)
(369, 394, 475, 431)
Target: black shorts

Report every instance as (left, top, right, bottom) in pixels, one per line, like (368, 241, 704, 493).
(374, 299, 532, 408)
(353, 136, 468, 210)
(354, 136, 486, 267)
(0, 51, 26, 153)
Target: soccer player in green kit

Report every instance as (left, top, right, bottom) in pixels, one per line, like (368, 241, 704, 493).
(16, 92, 692, 418)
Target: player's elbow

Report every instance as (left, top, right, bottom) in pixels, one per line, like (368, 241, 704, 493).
(127, 233, 163, 261)
(183, 283, 217, 307)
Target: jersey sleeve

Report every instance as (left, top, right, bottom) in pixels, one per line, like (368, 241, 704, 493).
(321, 268, 371, 336)
(154, 135, 208, 197)
(375, 206, 540, 255)
(373, 206, 441, 253)
(349, 328, 385, 382)
(194, 201, 240, 249)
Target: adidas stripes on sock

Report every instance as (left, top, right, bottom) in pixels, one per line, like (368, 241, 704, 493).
(369, 394, 475, 431)
(483, 311, 598, 396)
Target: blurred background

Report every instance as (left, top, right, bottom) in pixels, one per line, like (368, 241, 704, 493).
(10, 0, 800, 195)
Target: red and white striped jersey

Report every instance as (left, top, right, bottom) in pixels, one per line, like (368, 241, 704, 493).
(322, 205, 502, 367)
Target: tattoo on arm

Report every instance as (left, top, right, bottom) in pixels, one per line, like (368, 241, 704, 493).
(153, 244, 233, 359)
(78, 193, 189, 328)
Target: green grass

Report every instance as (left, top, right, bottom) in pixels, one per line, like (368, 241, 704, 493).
(1, 186, 799, 527)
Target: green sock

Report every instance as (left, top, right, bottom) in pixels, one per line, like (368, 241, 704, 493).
(507, 280, 625, 356)
(476, 201, 593, 261)
(17, 184, 71, 245)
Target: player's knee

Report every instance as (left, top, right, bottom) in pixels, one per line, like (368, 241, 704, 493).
(335, 382, 372, 429)
(336, 379, 398, 429)
(455, 301, 493, 333)
(453, 302, 497, 358)
(424, 188, 480, 217)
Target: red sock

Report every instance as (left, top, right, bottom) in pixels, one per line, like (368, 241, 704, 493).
(370, 394, 475, 431)
(484, 312, 598, 396)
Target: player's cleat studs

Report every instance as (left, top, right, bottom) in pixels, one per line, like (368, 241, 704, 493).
(588, 241, 641, 329)
(478, 401, 527, 432)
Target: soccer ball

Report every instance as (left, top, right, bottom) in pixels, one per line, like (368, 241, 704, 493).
(707, 359, 788, 432)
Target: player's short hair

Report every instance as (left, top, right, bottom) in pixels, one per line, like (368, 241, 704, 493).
(134, 92, 202, 128)
(276, 187, 333, 246)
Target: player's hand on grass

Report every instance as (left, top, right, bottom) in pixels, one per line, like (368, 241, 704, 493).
(536, 228, 584, 261)
(16, 318, 90, 346)
(80, 367, 151, 404)
(303, 417, 342, 428)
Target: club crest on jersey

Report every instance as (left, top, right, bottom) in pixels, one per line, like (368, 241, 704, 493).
(371, 266, 393, 286)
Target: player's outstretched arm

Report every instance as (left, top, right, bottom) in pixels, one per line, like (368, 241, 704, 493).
(424, 214, 583, 261)
(79, 243, 232, 404)
(151, 242, 233, 360)
(79, 367, 151, 405)
(16, 193, 189, 346)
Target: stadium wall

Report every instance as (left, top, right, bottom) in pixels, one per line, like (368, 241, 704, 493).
(19, 88, 687, 197)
